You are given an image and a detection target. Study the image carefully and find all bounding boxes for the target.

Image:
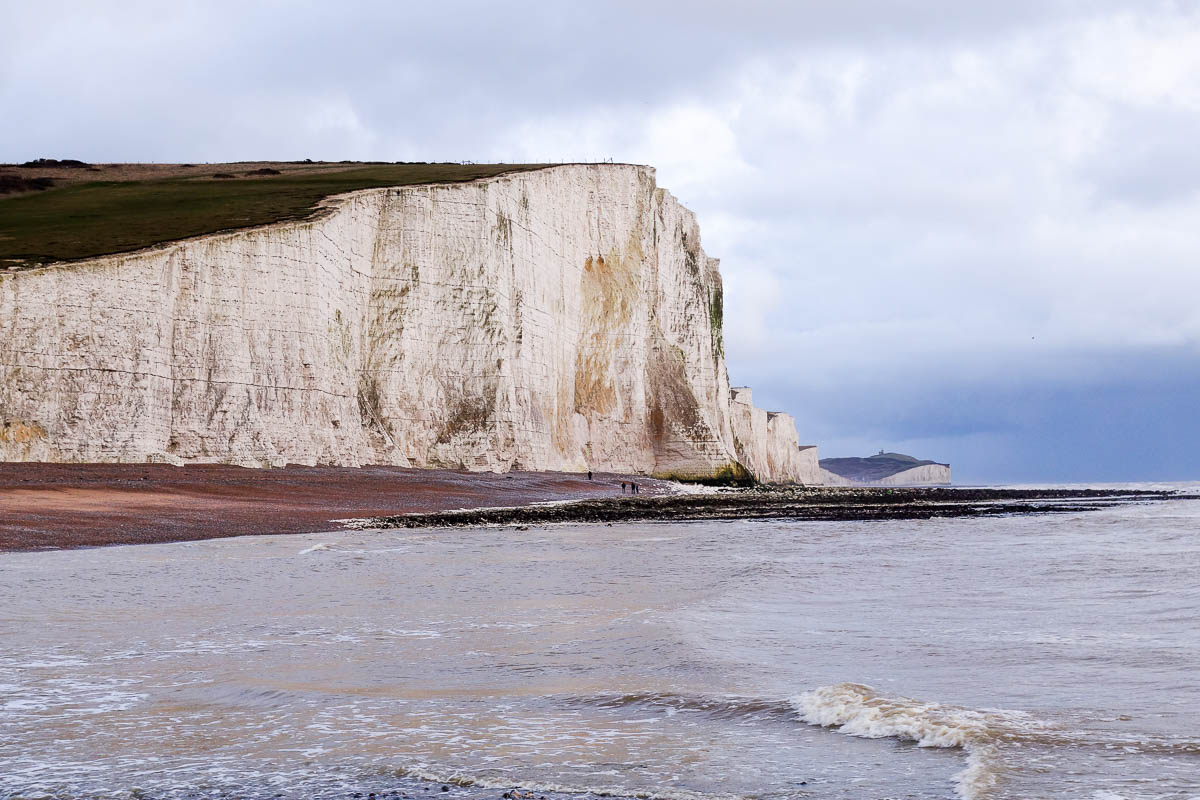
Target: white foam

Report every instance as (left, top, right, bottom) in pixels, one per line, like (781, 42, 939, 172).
(790, 683, 1040, 800)
(9, 657, 88, 669)
(384, 629, 443, 639)
(661, 481, 728, 495)
(297, 542, 334, 555)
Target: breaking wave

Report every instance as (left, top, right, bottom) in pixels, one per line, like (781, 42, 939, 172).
(569, 687, 1040, 799)
(789, 683, 1047, 800)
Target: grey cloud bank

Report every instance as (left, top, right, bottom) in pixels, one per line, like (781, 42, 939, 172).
(3, 0, 1197, 481)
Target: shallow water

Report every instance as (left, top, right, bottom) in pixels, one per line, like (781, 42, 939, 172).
(2, 487, 1198, 800)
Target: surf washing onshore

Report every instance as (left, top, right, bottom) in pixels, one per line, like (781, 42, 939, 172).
(1, 480, 1198, 800)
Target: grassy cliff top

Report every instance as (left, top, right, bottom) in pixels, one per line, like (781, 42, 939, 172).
(0, 160, 551, 268)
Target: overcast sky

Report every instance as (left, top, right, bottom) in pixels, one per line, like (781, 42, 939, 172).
(4, 0, 1199, 482)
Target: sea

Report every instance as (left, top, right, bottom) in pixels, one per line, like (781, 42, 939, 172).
(2, 484, 1198, 800)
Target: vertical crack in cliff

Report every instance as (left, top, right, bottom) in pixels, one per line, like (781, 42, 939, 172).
(359, 192, 410, 463)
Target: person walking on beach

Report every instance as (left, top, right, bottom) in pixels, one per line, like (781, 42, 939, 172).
(588, 470, 593, 480)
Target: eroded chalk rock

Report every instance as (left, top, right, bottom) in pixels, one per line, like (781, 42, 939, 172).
(0, 165, 813, 482)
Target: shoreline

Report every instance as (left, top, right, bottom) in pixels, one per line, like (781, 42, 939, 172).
(0, 463, 672, 552)
(2, 463, 1193, 552)
(351, 485, 1192, 530)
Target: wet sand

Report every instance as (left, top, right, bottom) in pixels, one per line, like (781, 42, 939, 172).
(0, 463, 667, 552)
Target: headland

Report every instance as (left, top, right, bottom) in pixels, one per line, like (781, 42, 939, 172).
(2, 161, 815, 484)
(820, 451, 952, 486)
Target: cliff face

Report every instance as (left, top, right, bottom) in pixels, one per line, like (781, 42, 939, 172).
(819, 453, 951, 486)
(0, 165, 810, 482)
(819, 468, 855, 487)
(871, 464, 951, 486)
(729, 388, 821, 484)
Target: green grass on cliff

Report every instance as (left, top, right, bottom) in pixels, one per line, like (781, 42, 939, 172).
(0, 162, 549, 266)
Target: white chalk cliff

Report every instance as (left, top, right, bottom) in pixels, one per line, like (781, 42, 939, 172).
(820, 465, 951, 486)
(819, 451, 951, 486)
(0, 165, 818, 483)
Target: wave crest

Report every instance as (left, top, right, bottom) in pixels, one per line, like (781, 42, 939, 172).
(791, 682, 1021, 748)
(789, 683, 1035, 799)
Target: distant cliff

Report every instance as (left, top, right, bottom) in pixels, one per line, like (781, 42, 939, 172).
(0, 165, 818, 483)
(820, 452, 950, 486)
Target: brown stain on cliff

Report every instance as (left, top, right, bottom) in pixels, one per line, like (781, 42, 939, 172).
(573, 244, 641, 420)
(646, 341, 704, 443)
(0, 418, 50, 461)
(0, 419, 47, 445)
(435, 390, 498, 446)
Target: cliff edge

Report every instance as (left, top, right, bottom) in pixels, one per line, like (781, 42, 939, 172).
(0, 164, 817, 483)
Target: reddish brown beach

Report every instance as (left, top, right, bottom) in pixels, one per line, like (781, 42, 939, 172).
(0, 463, 666, 551)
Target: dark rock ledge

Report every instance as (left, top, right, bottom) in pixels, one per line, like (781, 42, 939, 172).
(349, 486, 1194, 530)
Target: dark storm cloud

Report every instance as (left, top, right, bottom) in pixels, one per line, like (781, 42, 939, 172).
(750, 348, 1200, 483)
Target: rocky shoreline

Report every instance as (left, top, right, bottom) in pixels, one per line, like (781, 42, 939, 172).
(349, 486, 1193, 530)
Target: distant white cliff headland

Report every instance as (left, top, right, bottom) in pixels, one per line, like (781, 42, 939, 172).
(0, 164, 819, 483)
(820, 452, 951, 486)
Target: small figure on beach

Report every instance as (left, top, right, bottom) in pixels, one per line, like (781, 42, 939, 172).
(587, 470, 593, 480)
(631, 482, 639, 494)
(620, 481, 627, 493)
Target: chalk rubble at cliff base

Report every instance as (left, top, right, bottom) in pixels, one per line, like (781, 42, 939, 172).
(0, 165, 819, 484)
